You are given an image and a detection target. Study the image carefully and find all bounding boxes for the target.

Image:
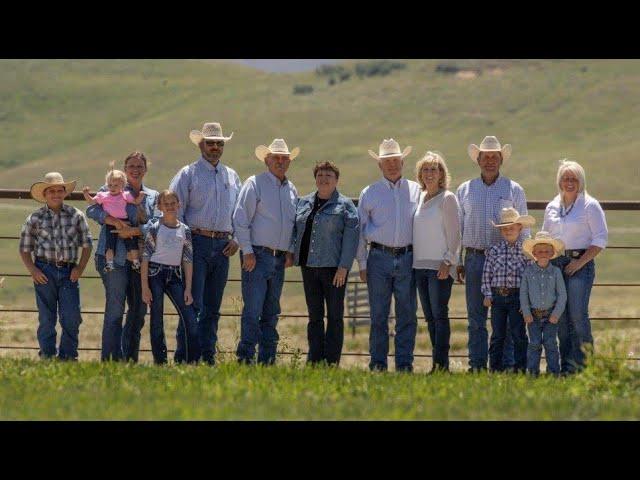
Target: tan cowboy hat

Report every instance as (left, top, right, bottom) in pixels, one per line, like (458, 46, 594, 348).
(30, 172, 77, 203)
(368, 138, 412, 161)
(523, 231, 565, 260)
(491, 207, 536, 228)
(255, 138, 300, 162)
(189, 122, 234, 146)
(468, 135, 512, 163)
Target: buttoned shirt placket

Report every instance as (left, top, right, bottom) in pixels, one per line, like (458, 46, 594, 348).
(393, 181, 401, 247)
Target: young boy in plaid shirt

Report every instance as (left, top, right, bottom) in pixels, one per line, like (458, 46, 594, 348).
(481, 207, 535, 373)
(19, 172, 93, 360)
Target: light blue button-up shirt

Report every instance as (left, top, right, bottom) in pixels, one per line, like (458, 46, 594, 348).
(520, 262, 567, 319)
(356, 177, 421, 270)
(232, 171, 298, 254)
(169, 157, 242, 233)
(456, 175, 529, 256)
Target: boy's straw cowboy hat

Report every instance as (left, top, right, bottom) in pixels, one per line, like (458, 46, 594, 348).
(368, 138, 412, 160)
(189, 122, 233, 146)
(491, 207, 536, 228)
(468, 135, 512, 163)
(30, 172, 77, 203)
(255, 138, 300, 162)
(522, 231, 565, 260)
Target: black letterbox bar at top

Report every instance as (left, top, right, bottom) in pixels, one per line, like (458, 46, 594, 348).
(0, 189, 638, 210)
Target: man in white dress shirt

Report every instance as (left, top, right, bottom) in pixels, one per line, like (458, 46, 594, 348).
(357, 139, 421, 372)
(233, 138, 299, 365)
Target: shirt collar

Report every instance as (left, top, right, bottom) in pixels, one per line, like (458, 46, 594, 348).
(502, 239, 523, 250)
(533, 262, 552, 272)
(43, 203, 71, 216)
(198, 155, 223, 172)
(480, 172, 501, 186)
(266, 170, 288, 186)
(383, 177, 404, 189)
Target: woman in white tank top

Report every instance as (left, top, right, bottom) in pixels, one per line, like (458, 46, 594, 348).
(412, 152, 461, 373)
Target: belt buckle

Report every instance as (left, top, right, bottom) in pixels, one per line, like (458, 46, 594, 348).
(497, 287, 509, 296)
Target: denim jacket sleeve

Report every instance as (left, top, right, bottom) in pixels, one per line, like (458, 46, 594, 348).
(86, 185, 109, 225)
(338, 198, 360, 269)
(519, 270, 532, 318)
(289, 196, 300, 253)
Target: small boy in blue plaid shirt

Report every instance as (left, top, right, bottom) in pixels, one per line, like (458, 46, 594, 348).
(481, 208, 535, 373)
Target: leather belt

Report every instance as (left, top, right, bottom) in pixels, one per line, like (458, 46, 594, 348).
(193, 228, 232, 240)
(565, 249, 586, 259)
(254, 245, 287, 257)
(492, 287, 519, 297)
(532, 308, 552, 319)
(370, 242, 413, 256)
(466, 247, 486, 255)
(36, 257, 74, 267)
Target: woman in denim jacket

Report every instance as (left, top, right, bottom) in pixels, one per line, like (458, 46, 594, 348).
(290, 162, 359, 365)
(86, 151, 160, 362)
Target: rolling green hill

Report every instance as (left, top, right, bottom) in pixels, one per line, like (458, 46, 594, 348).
(1, 59, 639, 200)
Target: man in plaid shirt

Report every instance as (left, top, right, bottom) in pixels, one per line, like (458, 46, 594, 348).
(19, 172, 93, 360)
(481, 207, 535, 372)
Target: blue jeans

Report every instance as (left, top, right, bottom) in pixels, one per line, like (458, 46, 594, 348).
(415, 269, 453, 370)
(489, 291, 527, 372)
(367, 248, 417, 371)
(33, 260, 82, 360)
(237, 248, 286, 365)
(147, 263, 199, 364)
(552, 256, 595, 373)
(96, 254, 147, 362)
(192, 235, 231, 364)
(527, 317, 560, 375)
(464, 250, 514, 370)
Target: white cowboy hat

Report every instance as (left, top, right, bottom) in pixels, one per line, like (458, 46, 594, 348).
(189, 122, 233, 146)
(491, 207, 536, 228)
(468, 135, 512, 163)
(255, 138, 300, 162)
(523, 231, 565, 260)
(368, 138, 412, 161)
(30, 172, 77, 203)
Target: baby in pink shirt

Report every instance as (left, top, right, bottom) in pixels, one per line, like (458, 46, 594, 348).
(84, 168, 146, 272)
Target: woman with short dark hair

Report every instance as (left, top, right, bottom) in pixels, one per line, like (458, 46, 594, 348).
(290, 162, 359, 365)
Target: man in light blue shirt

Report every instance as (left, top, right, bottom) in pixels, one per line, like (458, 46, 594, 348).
(169, 122, 242, 364)
(357, 139, 421, 372)
(456, 136, 529, 372)
(233, 138, 299, 365)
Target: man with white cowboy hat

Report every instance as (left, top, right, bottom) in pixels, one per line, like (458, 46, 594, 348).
(19, 172, 93, 360)
(456, 135, 530, 372)
(169, 121, 243, 365)
(356, 138, 421, 372)
(233, 138, 299, 365)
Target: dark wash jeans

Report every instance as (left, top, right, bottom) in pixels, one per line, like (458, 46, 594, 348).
(33, 260, 82, 360)
(464, 250, 515, 370)
(147, 263, 199, 364)
(237, 248, 286, 365)
(415, 269, 453, 370)
(527, 317, 560, 375)
(489, 290, 528, 372)
(192, 235, 230, 364)
(552, 255, 595, 373)
(96, 254, 147, 361)
(301, 266, 346, 365)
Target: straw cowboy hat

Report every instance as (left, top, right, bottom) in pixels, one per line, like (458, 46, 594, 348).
(189, 122, 233, 146)
(468, 135, 512, 163)
(30, 172, 77, 203)
(491, 207, 536, 228)
(523, 231, 565, 260)
(368, 138, 412, 161)
(255, 138, 300, 162)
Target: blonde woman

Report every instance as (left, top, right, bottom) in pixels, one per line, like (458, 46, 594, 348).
(542, 160, 608, 374)
(413, 151, 461, 373)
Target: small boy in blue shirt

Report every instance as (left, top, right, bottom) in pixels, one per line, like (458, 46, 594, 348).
(520, 231, 567, 376)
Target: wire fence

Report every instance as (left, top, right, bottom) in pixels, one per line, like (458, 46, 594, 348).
(1, 191, 639, 363)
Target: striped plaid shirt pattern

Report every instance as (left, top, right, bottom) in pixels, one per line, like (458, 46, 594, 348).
(20, 204, 93, 263)
(481, 239, 530, 299)
(456, 175, 529, 257)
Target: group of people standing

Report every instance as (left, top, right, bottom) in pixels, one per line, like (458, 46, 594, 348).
(18, 121, 608, 375)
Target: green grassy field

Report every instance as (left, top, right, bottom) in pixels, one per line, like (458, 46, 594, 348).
(1, 59, 639, 379)
(1, 350, 638, 420)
